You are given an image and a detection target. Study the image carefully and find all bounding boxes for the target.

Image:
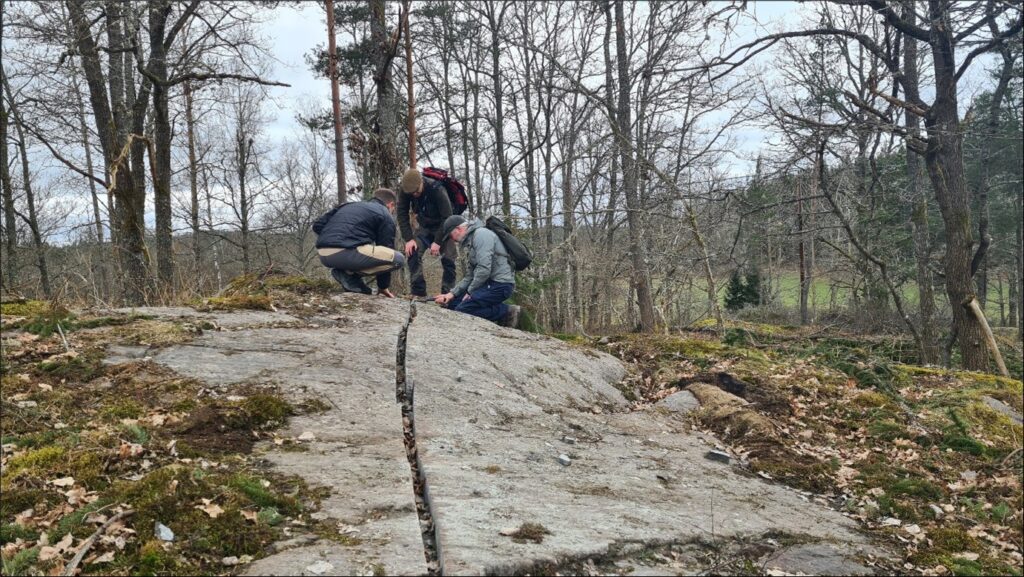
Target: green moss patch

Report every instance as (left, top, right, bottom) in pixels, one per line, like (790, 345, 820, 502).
(599, 328, 1024, 574)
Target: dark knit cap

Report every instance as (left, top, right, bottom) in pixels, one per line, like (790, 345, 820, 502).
(442, 215, 467, 241)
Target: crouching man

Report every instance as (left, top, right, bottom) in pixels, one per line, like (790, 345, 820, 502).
(313, 188, 405, 296)
(434, 215, 521, 328)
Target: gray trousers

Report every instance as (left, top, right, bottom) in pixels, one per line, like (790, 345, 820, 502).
(318, 245, 405, 290)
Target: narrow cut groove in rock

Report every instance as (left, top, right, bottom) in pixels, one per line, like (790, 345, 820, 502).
(396, 301, 442, 575)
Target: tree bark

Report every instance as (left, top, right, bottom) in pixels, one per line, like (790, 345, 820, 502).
(5, 81, 51, 298)
(965, 297, 1009, 377)
(149, 0, 174, 292)
(614, 0, 655, 332)
(924, 7, 988, 371)
(326, 0, 348, 202)
(798, 174, 809, 325)
(402, 0, 416, 168)
(369, 0, 401, 189)
(0, 3, 17, 292)
(69, 0, 149, 304)
(973, 45, 1014, 310)
(485, 1, 511, 218)
(184, 80, 202, 281)
(902, 2, 938, 363)
(71, 64, 110, 301)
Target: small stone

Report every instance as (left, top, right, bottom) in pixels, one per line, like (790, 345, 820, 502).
(905, 524, 922, 535)
(960, 470, 977, 482)
(499, 527, 517, 536)
(880, 517, 902, 527)
(16, 400, 37, 408)
(704, 450, 731, 464)
(929, 504, 945, 519)
(306, 560, 334, 575)
(941, 504, 955, 513)
(598, 336, 610, 344)
(561, 436, 577, 445)
(297, 431, 316, 442)
(557, 454, 572, 466)
(222, 556, 239, 566)
(154, 522, 175, 541)
(591, 405, 603, 414)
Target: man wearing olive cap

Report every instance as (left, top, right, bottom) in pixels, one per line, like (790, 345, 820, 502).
(434, 215, 520, 328)
(397, 168, 456, 297)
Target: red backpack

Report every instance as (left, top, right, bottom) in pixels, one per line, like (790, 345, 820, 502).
(422, 167, 469, 215)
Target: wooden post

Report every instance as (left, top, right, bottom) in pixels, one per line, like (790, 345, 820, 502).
(965, 297, 1010, 377)
(325, 0, 347, 203)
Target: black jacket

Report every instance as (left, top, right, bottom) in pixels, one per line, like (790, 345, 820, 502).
(313, 198, 396, 249)
(397, 176, 453, 244)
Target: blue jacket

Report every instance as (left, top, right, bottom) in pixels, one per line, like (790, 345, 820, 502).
(313, 198, 396, 249)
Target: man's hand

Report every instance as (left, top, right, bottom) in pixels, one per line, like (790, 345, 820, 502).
(429, 242, 441, 257)
(404, 239, 418, 257)
(434, 292, 455, 305)
(379, 288, 395, 298)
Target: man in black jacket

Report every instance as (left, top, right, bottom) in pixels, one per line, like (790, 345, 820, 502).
(313, 188, 404, 296)
(398, 168, 456, 297)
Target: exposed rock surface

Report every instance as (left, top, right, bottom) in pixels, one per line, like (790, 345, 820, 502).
(124, 296, 886, 575)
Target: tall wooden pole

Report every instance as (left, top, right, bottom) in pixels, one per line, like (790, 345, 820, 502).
(326, 0, 347, 202)
(403, 0, 416, 168)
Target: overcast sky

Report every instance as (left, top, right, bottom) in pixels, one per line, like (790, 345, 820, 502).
(258, 1, 806, 172)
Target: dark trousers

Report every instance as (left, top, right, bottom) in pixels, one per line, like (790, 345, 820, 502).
(319, 245, 405, 290)
(408, 228, 456, 296)
(448, 282, 514, 323)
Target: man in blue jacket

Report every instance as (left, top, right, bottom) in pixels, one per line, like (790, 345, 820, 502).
(434, 215, 521, 327)
(313, 188, 405, 296)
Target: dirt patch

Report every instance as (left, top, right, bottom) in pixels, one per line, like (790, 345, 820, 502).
(174, 406, 256, 454)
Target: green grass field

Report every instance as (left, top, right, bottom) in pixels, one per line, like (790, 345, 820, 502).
(676, 271, 1018, 324)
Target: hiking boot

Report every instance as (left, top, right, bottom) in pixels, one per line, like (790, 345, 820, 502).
(331, 269, 371, 294)
(503, 305, 521, 329)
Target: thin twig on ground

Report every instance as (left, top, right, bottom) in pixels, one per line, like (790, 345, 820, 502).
(62, 509, 136, 576)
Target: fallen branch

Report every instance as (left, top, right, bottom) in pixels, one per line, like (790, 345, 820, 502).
(62, 509, 135, 576)
(56, 322, 71, 352)
(1002, 447, 1022, 468)
(964, 297, 1010, 377)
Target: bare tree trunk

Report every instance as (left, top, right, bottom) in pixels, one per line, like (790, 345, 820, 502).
(520, 4, 538, 234)
(902, 2, 938, 363)
(369, 0, 400, 189)
(237, 133, 253, 273)
(0, 4, 17, 291)
(687, 203, 723, 334)
(561, 130, 577, 333)
(326, 0, 347, 202)
(484, 1, 511, 218)
(69, 0, 150, 304)
(614, 0, 655, 332)
(925, 14, 988, 371)
(5, 83, 51, 298)
(471, 67, 482, 212)
(72, 65, 110, 301)
(149, 0, 174, 292)
(599, 1, 620, 331)
(1015, 193, 1022, 335)
(402, 0, 415, 168)
(184, 81, 201, 280)
(973, 46, 1014, 310)
(798, 172, 809, 325)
